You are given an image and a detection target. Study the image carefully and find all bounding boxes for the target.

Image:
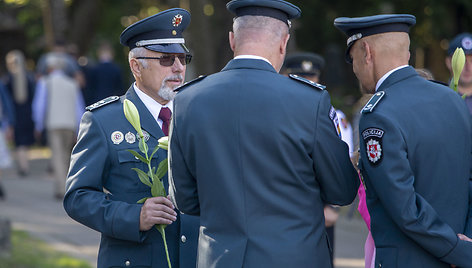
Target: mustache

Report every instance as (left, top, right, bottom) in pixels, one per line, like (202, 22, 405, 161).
(163, 74, 184, 83)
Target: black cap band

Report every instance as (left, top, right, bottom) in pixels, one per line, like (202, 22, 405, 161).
(235, 6, 289, 25)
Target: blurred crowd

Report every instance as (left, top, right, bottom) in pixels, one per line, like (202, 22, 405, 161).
(0, 40, 124, 200)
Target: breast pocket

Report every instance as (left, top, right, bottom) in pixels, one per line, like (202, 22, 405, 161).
(375, 247, 398, 268)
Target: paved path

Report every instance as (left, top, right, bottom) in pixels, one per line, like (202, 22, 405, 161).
(0, 149, 367, 268)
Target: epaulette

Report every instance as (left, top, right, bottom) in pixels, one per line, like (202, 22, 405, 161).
(86, 96, 120, 111)
(174, 75, 207, 92)
(361, 91, 385, 113)
(289, 74, 326, 90)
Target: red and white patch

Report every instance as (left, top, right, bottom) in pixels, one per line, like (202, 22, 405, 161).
(173, 14, 183, 27)
(366, 139, 382, 164)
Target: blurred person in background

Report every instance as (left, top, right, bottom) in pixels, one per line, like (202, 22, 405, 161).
(4, 50, 36, 177)
(85, 40, 123, 106)
(445, 32, 472, 114)
(0, 81, 15, 200)
(33, 54, 85, 200)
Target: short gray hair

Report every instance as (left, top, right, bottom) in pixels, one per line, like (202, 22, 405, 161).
(233, 15, 289, 46)
(129, 47, 149, 68)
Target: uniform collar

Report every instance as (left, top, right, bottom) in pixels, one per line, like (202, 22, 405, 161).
(234, 55, 272, 65)
(375, 65, 409, 91)
(376, 65, 418, 92)
(221, 58, 277, 73)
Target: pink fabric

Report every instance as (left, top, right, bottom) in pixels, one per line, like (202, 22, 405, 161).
(357, 173, 376, 268)
(364, 231, 376, 268)
(357, 175, 371, 230)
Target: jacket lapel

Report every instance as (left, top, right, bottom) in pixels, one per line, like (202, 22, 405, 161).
(124, 86, 164, 140)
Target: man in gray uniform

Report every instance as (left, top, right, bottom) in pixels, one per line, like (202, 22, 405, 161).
(335, 14, 472, 267)
(169, 1, 359, 267)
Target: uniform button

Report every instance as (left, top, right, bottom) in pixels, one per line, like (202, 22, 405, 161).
(181, 235, 187, 243)
(125, 260, 131, 266)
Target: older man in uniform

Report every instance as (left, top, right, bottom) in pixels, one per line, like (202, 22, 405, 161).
(63, 9, 199, 268)
(335, 14, 472, 267)
(168, 1, 359, 268)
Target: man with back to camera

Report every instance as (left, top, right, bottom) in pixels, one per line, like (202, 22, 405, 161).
(168, 1, 359, 267)
(335, 14, 472, 267)
(63, 8, 199, 268)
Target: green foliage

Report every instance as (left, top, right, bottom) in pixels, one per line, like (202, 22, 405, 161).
(0, 230, 92, 268)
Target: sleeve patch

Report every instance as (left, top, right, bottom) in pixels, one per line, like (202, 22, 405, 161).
(362, 127, 384, 166)
(329, 106, 342, 138)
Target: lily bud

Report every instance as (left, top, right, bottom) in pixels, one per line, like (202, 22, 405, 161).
(123, 99, 144, 138)
(158, 136, 169, 150)
(451, 47, 466, 92)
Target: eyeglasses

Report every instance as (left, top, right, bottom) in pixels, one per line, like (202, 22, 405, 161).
(135, 54, 192, 66)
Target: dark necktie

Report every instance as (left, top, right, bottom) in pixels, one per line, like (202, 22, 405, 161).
(158, 107, 172, 136)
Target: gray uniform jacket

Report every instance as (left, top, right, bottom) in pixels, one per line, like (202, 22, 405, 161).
(64, 86, 199, 268)
(169, 58, 359, 268)
(359, 66, 472, 268)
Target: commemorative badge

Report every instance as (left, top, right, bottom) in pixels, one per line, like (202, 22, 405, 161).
(173, 14, 183, 27)
(136, 130, 150, 142)
(125, 132, 136, 144)
(329, 106, 342, 138)
(111, 131, 124, 145)
(362, 128, 384, 166)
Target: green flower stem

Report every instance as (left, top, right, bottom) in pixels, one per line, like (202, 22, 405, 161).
(145, 144, 171, 268)
(157, 225, 171, 268)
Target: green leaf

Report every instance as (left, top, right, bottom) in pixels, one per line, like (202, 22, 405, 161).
(137, 197, 149, 204)
(151, 180, 159, 197)
(127, 149, 148, 164)
(155, 158, 168, 179)
(150, 144, 160, 160)
(139, 138, 148, 154)
(132, 168, 152, 187)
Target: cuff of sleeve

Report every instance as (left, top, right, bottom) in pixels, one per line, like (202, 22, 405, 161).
(111, 203, 143, 242)
(440, 238, 472, 266)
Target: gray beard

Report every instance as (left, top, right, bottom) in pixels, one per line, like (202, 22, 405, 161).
(158, 75, 182, 101)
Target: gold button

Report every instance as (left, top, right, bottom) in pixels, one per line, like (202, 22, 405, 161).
(172, 30, 177, 36)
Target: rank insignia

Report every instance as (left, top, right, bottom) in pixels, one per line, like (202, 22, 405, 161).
(111, 131, 124, 145)
(136, 130, 150, 142)
(173, 14, 183, 27)
(125, 132, 136, 144)
(362, 128, 384, 166)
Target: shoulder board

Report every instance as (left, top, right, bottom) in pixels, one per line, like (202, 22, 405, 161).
(86, 96, 120, 111)
(289, 74, 326, 90)
(174, 75, 207, 92)
(361, 91, 385, 114)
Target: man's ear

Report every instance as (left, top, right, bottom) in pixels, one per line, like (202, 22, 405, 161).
(280, 34, 290, 55)
(229, 31, 235, 52)
(363, 41, 373, 64)
(129, 58, 141, 78)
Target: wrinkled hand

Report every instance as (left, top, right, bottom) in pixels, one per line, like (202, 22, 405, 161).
(450, 234, 472, 267)
(139, 196, 177, 231)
